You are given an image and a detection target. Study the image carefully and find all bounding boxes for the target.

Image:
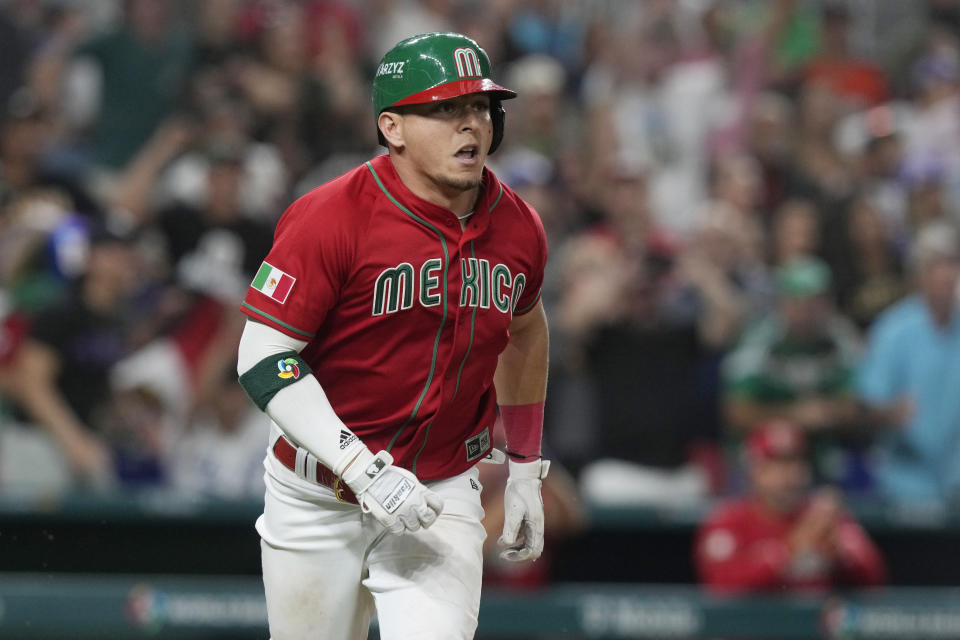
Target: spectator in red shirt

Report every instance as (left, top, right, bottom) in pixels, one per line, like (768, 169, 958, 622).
(695, 420, 886, 593)
(802, 5, 890, 108)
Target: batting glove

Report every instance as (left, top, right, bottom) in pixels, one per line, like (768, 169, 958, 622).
(342, 449, 444, 535)
(498, 458, 550, 562)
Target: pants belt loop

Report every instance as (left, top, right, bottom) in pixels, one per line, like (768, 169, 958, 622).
(294, 447, 309, 480)
(304, 452, 319, 483)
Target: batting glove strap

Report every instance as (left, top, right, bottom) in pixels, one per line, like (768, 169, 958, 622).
(342, 449, 444, 535)
(507, 458, 550, 480)
(340, 448, 389, 495)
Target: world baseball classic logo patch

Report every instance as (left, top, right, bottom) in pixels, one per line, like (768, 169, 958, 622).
(276, 358, 300, 379)
(464, 427, 491, 462)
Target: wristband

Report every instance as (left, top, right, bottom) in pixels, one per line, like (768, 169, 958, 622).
(500, 402, 544, 462)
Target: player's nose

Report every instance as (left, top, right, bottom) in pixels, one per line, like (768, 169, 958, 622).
(459, 108, 484, 131)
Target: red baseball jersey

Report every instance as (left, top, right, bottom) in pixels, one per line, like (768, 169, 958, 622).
(241, 154, 547, 481)
(695, 498, 886, 593)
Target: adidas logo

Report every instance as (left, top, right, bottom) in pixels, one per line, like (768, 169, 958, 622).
(470, 478, 480, 491)
(339, 430, 357, 450)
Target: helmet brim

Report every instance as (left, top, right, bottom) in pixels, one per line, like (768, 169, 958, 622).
(390, 78, 517, 108)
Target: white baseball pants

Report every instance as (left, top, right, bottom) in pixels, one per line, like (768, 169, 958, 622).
(258, 451, 486, 639)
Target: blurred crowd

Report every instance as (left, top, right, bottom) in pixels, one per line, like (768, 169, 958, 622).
(2, 0, 960, 557)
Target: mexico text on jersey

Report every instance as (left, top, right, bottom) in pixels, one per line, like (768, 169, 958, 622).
(240, 154, 548, 481)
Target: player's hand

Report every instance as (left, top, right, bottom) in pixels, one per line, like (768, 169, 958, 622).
(790, 489, 842, 553)
(342, 449, 444, 535)
(499, 458, 550, 562)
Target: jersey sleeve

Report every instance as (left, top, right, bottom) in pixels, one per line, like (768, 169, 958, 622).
(512, 203, 548, 316)
(241, 193, 355, 340)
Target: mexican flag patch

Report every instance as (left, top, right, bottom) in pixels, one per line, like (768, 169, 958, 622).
(251, 262, 295, 303)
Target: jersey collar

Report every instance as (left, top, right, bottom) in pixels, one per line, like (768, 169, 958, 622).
(369, 154, 503, 236)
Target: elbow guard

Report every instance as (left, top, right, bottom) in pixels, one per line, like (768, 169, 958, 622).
(238, 351, 313, 411)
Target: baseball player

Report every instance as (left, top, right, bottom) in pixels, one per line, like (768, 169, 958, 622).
(236, 32, 550, 639)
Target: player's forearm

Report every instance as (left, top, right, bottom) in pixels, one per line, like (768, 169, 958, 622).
(17, 380, 94, 452)
(494, 301, 548, 405)
(237, 320, 366, 476)
(494, 301, 548, 461)
(833, 523, 887, 586)
(14, 342, 92, 451)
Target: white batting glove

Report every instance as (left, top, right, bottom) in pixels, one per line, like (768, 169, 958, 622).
(342, 449, 444, 535)
(498, 458, 550, 562)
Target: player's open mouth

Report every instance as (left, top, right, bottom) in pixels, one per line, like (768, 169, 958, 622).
(455, 145, 479, 165)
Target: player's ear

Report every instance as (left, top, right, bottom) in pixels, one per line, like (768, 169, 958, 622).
(378, 111, 405, 150)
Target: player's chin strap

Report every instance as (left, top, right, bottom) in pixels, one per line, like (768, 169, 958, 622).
(489, 99, 505, 154)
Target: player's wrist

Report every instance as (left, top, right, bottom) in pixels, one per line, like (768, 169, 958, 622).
(507, 457, 550, 480)
(500, 402, 544, 461)
(332, 430, 374, 480)
(338, 445, 375, 481)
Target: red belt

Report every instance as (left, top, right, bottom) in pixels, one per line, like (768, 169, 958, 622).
(272, 437, 358, 505)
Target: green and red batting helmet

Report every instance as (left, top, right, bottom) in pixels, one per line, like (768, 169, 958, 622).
(372, 32, 517, 154)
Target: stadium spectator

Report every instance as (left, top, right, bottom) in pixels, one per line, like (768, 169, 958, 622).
(167, 373, 269, 499)
(802, 3, 891, 108)
(695, 419, 886, 593)
(70, 0, 194, 170)
(7, 226, 139, 486)
(0, 88, 101, 221)
(900, 29, 960, 216)
(827, 196, 907, 330)
(769, 198, 822, 267)
(858, 221, 960, 502)
(791, 82, 857, 208)
(723, 256, 867, 488)
(836, 107, 910, 249)
(558, 225, 742, 504)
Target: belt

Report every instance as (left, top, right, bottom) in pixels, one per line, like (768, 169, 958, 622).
(272, 436, 358, 505)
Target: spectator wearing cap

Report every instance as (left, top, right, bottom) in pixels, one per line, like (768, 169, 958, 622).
(723, 256, 866, 488)
(695, 420, 886, 593)
(858, 221, 960, 502)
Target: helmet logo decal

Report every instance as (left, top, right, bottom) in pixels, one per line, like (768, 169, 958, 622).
(453, 47, 481, 78)
(376, 61, 405, 77)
